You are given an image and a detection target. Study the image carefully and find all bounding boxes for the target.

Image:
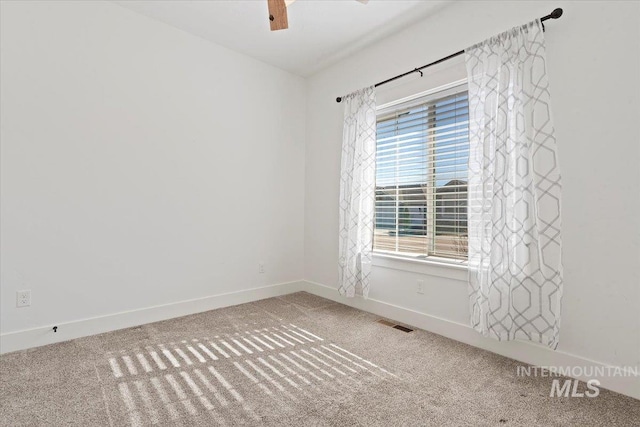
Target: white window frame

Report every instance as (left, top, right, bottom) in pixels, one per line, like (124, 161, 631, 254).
(373, 79, 469, 270)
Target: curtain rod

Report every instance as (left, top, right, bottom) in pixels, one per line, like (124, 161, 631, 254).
(336, 8, 563, 103)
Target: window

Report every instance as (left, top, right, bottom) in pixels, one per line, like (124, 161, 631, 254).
(374, 83, 469, 261)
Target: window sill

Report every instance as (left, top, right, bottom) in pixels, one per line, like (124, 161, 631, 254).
(372, 252, 468, 281)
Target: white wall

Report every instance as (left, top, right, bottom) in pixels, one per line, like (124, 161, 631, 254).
(304, 0, 639, 383)
(2, 0, 639, 398)
(0, 1, 306, 337)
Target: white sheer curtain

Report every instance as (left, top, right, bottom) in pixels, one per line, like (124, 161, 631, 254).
(338, 86, 376, 298)
(465, 20, 563, 348)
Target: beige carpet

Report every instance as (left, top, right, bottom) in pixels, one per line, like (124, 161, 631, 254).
(1, 292, 638, 426)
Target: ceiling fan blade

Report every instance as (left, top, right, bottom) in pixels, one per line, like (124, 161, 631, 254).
(268, 0, 288, 31)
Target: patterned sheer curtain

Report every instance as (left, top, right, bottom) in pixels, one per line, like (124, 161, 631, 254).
(338, 86, 376, 298)
(465, 20, 563, 348)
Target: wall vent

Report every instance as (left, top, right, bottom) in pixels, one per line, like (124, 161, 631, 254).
(377, 319, 413, 333)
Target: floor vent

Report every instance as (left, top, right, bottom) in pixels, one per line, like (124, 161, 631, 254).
(377, 319, 413, 333)
(377, 319, 395, 327)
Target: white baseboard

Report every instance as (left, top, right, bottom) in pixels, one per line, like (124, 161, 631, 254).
(0, 280, 306, 355)
(302, 280, 640, 401)
(2, 279, 637, 400)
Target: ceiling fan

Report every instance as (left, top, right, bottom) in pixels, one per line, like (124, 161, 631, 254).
(268, 0, 369, 31)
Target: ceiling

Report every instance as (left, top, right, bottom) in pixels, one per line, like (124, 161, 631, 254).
(113, 0, 449, 76)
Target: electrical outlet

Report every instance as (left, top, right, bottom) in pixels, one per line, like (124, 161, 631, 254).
(258, 262, 265, 274)
(16, 290, 31, 308)
(416, 280, 425, 295)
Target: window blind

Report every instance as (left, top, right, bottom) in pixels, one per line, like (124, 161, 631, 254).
(374, 84, 469, 261)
